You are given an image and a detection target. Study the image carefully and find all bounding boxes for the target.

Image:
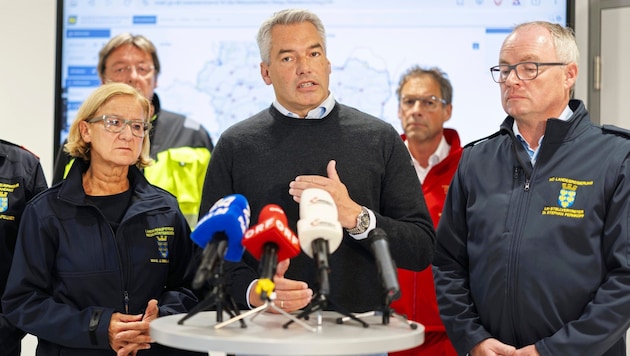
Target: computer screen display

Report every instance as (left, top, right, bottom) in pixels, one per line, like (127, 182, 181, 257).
(55, 0, 571, 150)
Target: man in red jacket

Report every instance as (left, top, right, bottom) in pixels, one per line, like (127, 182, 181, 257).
(390, 66, 462, 356)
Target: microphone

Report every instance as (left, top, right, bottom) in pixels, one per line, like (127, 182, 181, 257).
(191, 194, 251, 290)
(368, 228, 401, 304)
(242, 204, 300, 300)
(296, 188, 342, 296)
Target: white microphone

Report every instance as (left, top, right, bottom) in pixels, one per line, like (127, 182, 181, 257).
(297, 188, 342, 296)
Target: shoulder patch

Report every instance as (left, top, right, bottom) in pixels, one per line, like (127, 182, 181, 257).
(602, 124, 630, 139)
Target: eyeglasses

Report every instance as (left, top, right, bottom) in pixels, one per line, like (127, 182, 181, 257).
(490, 62, 566, 83)
(88, 115, 151, 138)
(106, 64, 155, 80)
(400, 95, 447, 112)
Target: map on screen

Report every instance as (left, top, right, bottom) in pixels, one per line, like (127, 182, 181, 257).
(57, 0, 569, 147)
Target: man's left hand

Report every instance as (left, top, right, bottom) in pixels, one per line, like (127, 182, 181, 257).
(289, 159, 361, 229)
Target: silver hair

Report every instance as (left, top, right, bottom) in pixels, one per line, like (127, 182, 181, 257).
(511, 21, 579, 64)
(256, 9, 327, 64)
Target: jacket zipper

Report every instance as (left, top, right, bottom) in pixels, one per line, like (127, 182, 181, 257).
(124, 291, 130, 314)
(104, 214, 130, 315)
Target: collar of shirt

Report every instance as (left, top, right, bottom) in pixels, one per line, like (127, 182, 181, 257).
(405, 134, 450, 184)
(513, 105, 574, 165)
(272, 93, 336, 119)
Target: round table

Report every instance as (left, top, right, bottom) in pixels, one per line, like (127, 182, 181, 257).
(150, 310, 424, 355)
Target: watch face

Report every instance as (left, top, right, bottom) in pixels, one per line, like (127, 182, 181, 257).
(359, 212, 369, 227)
(357, 208, 370, 231)
(347, 207, 370, 234)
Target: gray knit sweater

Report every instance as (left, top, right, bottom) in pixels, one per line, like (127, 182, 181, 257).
(200, 102, 435, 312)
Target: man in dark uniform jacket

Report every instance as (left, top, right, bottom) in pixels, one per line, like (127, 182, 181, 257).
(0, 139, 47, 356)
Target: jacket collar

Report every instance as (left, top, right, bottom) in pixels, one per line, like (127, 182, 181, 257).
(499, 99, 590, 144)
(150, 93, 162, 122)
(57, 158, 158, 207)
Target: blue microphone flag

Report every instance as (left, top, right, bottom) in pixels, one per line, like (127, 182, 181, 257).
(191, 194, 250, 262)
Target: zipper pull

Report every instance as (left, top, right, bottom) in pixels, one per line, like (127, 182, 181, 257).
(524, 179, 530, 192)
(124, 291, 129, 314)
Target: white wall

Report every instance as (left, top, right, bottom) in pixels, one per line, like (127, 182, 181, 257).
(1, 2, 55, 354)
(0, 1, 591, 355)
(0, 1, 56, 182)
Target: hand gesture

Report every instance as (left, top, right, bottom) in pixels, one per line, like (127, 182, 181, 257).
(250, 259, 313, 312)
(289, 160, 361, 229)
(108, 299, 158, 356)
(470, 338, 516, 356)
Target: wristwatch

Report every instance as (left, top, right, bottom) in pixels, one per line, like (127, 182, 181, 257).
(346, 206, 370, 235)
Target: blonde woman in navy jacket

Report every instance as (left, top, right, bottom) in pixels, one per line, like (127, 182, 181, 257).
(2, 83, 201, 356)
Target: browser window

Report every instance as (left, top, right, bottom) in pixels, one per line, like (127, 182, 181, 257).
(55, 0, 570, 148)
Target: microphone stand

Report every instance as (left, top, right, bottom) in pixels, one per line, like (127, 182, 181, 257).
(335, 292, 416, 329)
(285, 291, 369, 329)
(178, 245, 245, 328)
(214, 291, 316, 331)
(283, 239, 369, 329)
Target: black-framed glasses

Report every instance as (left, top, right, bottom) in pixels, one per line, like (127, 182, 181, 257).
(400, 95, 447, 112)
(490, 62, 566, 83)
(88, 115, 151, 138)
(106, 64, 155, 80)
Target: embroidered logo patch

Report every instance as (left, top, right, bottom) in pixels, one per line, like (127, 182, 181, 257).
(156, 235, 169, 258)
(558, 182, 577, 208)
(542, 177, 592, 219)
(0, 184, 19, 214)
(0, 193, 7, 213)
(145, 227, 174, 263)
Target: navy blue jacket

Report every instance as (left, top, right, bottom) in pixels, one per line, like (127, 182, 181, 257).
(0, 139, 47, 355)
(0, 140, 48, 307)
(433, 100, 630, 356)
(2, 158, 200, 355)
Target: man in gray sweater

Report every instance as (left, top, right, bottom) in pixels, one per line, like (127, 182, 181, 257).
(199, 8, 435, 318)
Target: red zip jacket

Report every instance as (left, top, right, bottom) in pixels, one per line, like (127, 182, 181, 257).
(391, 128, 462, 356)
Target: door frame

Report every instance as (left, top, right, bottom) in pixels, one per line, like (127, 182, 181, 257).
(588, 0, 630, 124)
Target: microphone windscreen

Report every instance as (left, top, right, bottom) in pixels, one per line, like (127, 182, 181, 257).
(368, 227, 401, 301)
(242, 204, 300, 261)
(258, 204, 288, 226)
(297, 217, 342, 257)
(191, 194, 251, 262)
(299, 188, 338, 221)
(297, 188, 342, 258)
